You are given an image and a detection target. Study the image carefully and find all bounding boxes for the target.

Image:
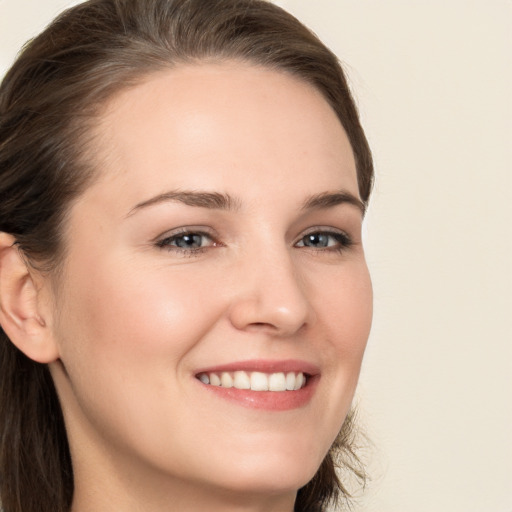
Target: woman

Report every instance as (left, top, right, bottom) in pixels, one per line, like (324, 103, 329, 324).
(0, 1, 374, 511)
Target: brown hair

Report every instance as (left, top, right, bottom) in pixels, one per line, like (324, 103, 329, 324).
(0, 1, 373, 511)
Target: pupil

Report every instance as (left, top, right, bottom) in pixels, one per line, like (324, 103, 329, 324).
(305, 234, 328, 247)
(176, 234, 202, 248)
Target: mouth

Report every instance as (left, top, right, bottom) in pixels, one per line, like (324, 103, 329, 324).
(194, 360, 318, 411)
(196, 370, 308, 392)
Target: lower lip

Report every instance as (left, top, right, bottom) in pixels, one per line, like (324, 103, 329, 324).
(197, 376, 319, 411)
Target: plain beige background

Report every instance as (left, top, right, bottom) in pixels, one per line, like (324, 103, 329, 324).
(1, 1, 511, 511)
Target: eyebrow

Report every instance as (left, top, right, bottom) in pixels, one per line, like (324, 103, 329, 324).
(126, 189, 365, 217)
(126, 191, 240, 217)
(301, 191, 366, 216)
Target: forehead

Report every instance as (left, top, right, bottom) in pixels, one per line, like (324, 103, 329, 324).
(82, 61, 358, 210)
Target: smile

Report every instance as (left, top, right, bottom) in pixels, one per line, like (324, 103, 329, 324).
(194, 360, 319, 410)
(197, 371, 307, 392)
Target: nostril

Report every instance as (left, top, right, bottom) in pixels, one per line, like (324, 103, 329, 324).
(227, 275, 312, 335)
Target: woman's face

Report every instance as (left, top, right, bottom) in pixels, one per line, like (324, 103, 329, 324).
(49, 62, 372, 506)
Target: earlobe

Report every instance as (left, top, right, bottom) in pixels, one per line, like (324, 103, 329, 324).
(0, 232, 60, 363)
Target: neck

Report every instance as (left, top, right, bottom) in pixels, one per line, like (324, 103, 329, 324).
(71, 475, 297, 512)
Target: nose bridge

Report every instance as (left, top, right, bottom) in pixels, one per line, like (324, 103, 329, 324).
(228, 240, 313, 335)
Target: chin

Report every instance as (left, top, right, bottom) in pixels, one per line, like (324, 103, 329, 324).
(215, 470, 315, 499)
(201, 442, 325, 497)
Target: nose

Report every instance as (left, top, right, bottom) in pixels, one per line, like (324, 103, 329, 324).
(228, 248, 314, 336)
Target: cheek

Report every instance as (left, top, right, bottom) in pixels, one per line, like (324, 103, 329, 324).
(60, 260, 223, 358)
(320, 261, 373, 352)
(52, 257, 230, 426)
(52, 259, 227, 449)
(315, 261, 372, 403)
(342, 268, 373, 356)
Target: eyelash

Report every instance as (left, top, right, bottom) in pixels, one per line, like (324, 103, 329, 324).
(296, 230, 353, 253)
(155, 229, 218, 256)
(155, 228, 353, 256)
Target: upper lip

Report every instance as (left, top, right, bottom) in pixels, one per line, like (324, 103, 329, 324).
(194, 359, 320, 376)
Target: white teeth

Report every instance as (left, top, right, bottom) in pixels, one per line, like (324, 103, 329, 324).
(268, 372, 286, 392)
(220, 372, 233, 388)
(285, 372, 296, 390)
(250, 372, 269, 391)
(198, 371, 307, 392)
(294, 372, 305, 390)
(210, 373, 221, 386)
(233, 371, 251, 389)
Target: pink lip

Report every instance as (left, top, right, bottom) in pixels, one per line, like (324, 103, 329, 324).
(194, 359, 320, 376)
(194, 359, 320, 411)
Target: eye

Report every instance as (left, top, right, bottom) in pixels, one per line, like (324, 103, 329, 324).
(156, 230, 216, 252)
(295, 231, 352, 251)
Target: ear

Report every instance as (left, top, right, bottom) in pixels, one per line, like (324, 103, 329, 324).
(0, 232, 60, 363)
